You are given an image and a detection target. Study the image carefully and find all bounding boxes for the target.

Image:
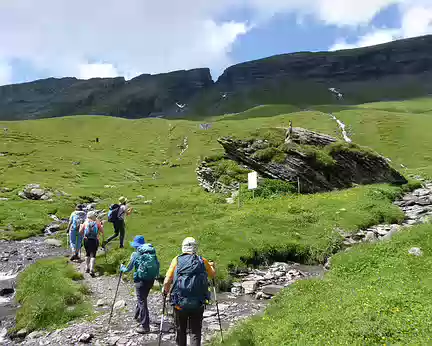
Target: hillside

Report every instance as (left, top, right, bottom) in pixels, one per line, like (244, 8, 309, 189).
(1, 97, 432, 343)
(1, 35, 432, 120)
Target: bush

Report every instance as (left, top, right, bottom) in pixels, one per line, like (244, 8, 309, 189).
(14, 258, 91, 332)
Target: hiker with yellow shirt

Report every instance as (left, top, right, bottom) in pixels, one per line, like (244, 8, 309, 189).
(163, 237, 215, 346)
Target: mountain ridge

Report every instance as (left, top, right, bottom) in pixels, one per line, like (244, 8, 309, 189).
(1, 34, 432, 120)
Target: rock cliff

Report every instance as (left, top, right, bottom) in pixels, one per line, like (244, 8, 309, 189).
(1, 35, 432, 120)
(197, 127, 407, 194)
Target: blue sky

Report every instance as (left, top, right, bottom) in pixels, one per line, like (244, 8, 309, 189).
(0, 1, 431, 85)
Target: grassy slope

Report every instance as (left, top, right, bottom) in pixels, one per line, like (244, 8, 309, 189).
(214, 224, 432, 345)
(15, 258, 91, 332)
(3, 97, 432, 334)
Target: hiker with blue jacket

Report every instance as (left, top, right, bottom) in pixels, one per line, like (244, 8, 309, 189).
(103, 196, 133, 249)
(67, 204, 87, 261)
(163, 237, 216, 346)
(120, 235, 160, 334)
(79, 211, 104, 277)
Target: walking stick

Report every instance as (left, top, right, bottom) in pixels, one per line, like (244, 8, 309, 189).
(108, 267, 123, 327)
(102, 233, 107, 264)
(212, 279, 223, 343)
(158, 292, 167, 346)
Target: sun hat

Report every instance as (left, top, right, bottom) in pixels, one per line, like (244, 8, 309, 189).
(130, 235, 145, 248)
(182, 237, 198, 254)
(87, 211, 97, 220)
(119, 196, 128, 204)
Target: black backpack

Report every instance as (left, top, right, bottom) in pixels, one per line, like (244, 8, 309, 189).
(108, 204, 120, 223)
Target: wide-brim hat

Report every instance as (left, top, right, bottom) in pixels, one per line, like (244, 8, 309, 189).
(119, 196, 128, 204)
(130, 235, 145, 248)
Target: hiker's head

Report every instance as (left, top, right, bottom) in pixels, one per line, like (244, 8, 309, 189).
(119, 196, 128, 205)
(76, 204, 84, 211)
(182, 237, 197, 254)
(87, 211, 97, 221)
(130, 235, 145, 249)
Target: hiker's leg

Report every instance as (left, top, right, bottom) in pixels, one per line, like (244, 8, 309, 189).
(135, 280, 154, 329)
(174, 309, 188, 346)
(119, 221, 125, 248)
(189, 307, 204, 346)
(84, 239, 91, 272)
(89, 239, 98, 275)
(105, 223, 120, 244)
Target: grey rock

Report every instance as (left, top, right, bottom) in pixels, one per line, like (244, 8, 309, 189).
(364, 231, 377, 242)
(136, 195, 145, 199)
(16, 328, 28, 337)
(0, 197, 8, 201)
(26, 331, 46, 339)
(203, 310, 218, 318)
(144, 200, 153, 205)
(261, 285, 284, 296)
(241, 281, 257, 294)
(44, 239, 62, 247)
(408, 247, 423, 257)
(78, 333, 94, 343)
(114, 300, 127, 310)
(96, 299, 106, 307)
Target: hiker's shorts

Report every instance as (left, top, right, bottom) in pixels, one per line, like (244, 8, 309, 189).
(84, 238, 99, 258)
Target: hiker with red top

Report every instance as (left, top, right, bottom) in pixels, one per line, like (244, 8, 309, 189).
(163, 237, 216, 346)
(79, 211, 104, 277)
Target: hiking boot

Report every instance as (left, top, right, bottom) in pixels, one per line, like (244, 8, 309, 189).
(70, 254, 76, 261)
(136, 326, 150, 334)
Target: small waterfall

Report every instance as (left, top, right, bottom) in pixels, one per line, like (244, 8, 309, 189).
(329, 113, 352, 143)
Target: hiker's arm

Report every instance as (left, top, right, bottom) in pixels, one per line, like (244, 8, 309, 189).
(203, 258, 216, 279)
(163, 257, 177, 294)
(121, 252, 137, 273)
(79, 223, 85, 236)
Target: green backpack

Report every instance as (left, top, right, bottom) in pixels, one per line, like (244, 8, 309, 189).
(134, 243, 160, 281)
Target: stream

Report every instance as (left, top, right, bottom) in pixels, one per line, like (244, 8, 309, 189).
(1, 179, 432, 345)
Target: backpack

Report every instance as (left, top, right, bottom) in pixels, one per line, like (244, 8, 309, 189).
(108, 204, 120, 223)
(84, 221, 99, 239)
(71, 211, 86, 231)
(170, 254, 210, 311)
(134, 244, 160, 281)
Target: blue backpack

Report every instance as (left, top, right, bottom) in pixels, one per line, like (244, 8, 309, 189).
(84, 221, 99, 239)
(108, 204, 120, 223)
(134, 244, 160, 281)
(170, 254, 210, 311)
(71, 211, 86, 231)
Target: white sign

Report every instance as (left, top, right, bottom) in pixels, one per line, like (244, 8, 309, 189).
(248, 171, 258, 190)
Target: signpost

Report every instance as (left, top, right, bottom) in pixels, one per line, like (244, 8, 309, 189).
(248, 171, 258, 199)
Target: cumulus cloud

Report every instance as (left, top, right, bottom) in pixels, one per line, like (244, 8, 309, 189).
(0, 0, 431, 85)
(330, 1, 432, 51)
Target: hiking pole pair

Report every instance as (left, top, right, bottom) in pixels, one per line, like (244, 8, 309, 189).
(108, 265, 123, 327)
(212, 279, 224, 343)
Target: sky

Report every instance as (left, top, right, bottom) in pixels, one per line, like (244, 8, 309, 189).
(0, 0, 431, 86)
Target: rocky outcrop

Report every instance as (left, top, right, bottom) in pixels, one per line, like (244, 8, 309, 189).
(18, 184, 54, 201)
(200, 127, 407, 194)
(2, 35, 432, 120)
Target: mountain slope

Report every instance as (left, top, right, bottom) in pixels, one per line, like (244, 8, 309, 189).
(1, 35, 432, 120)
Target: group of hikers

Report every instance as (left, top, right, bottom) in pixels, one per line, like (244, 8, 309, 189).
(66, 197, 216, 346)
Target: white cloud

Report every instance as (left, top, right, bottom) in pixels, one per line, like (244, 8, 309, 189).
(0, 61, 12, 86)
(79, 63, 120, 80)
(0, 0, 431, 85)
(329, 1, 432, 51)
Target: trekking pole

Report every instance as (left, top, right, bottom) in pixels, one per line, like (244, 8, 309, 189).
(212, 279, 223, 343)
(102, 233, 107, 264)
(108, 266, 123, 327)
(158, 292, 167, 346)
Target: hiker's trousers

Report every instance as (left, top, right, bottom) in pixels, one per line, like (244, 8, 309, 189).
(69, 228, 83, 252)
(106, 220, 125, 248)
(174, 306, 204, 346)
(83, 238, 99, 258)
(134, 280, 154, 329)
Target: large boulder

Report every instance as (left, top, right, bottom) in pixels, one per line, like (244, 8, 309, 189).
(19, 184, 54, 200)
(198, 127, 407, 194)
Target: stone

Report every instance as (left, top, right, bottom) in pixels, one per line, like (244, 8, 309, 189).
(44, 239, 62, 247)
(381, 225, 401, 241)
(30, 188, 45, 198)
(203, 310, 218, 318)
(114, 300, 127, 310)
(137, 195, 145, 199)
(263, 273, 275, 280)
(261, 285, 284, 296)
(0, 198, 8, 201)
(96, 299, 106, 307)
(230, 287, 242, 295)
(78, 333, 94, 343)
(241, 281, 257, 294)
(106, 336, 121, 346)
(255, 292, 263, 300)
(364, 231, 377, 242)
(375, 228, 388, 237)
(408, 247, 423, 257)
(144, 200, 153, 205)
(16, 328, 28, 338)
(26, 331, 46, 339)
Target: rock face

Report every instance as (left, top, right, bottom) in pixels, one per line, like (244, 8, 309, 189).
(1, 35, 432, 120)
(199, 127, 407, 194)
(0, 69, 213, 120)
